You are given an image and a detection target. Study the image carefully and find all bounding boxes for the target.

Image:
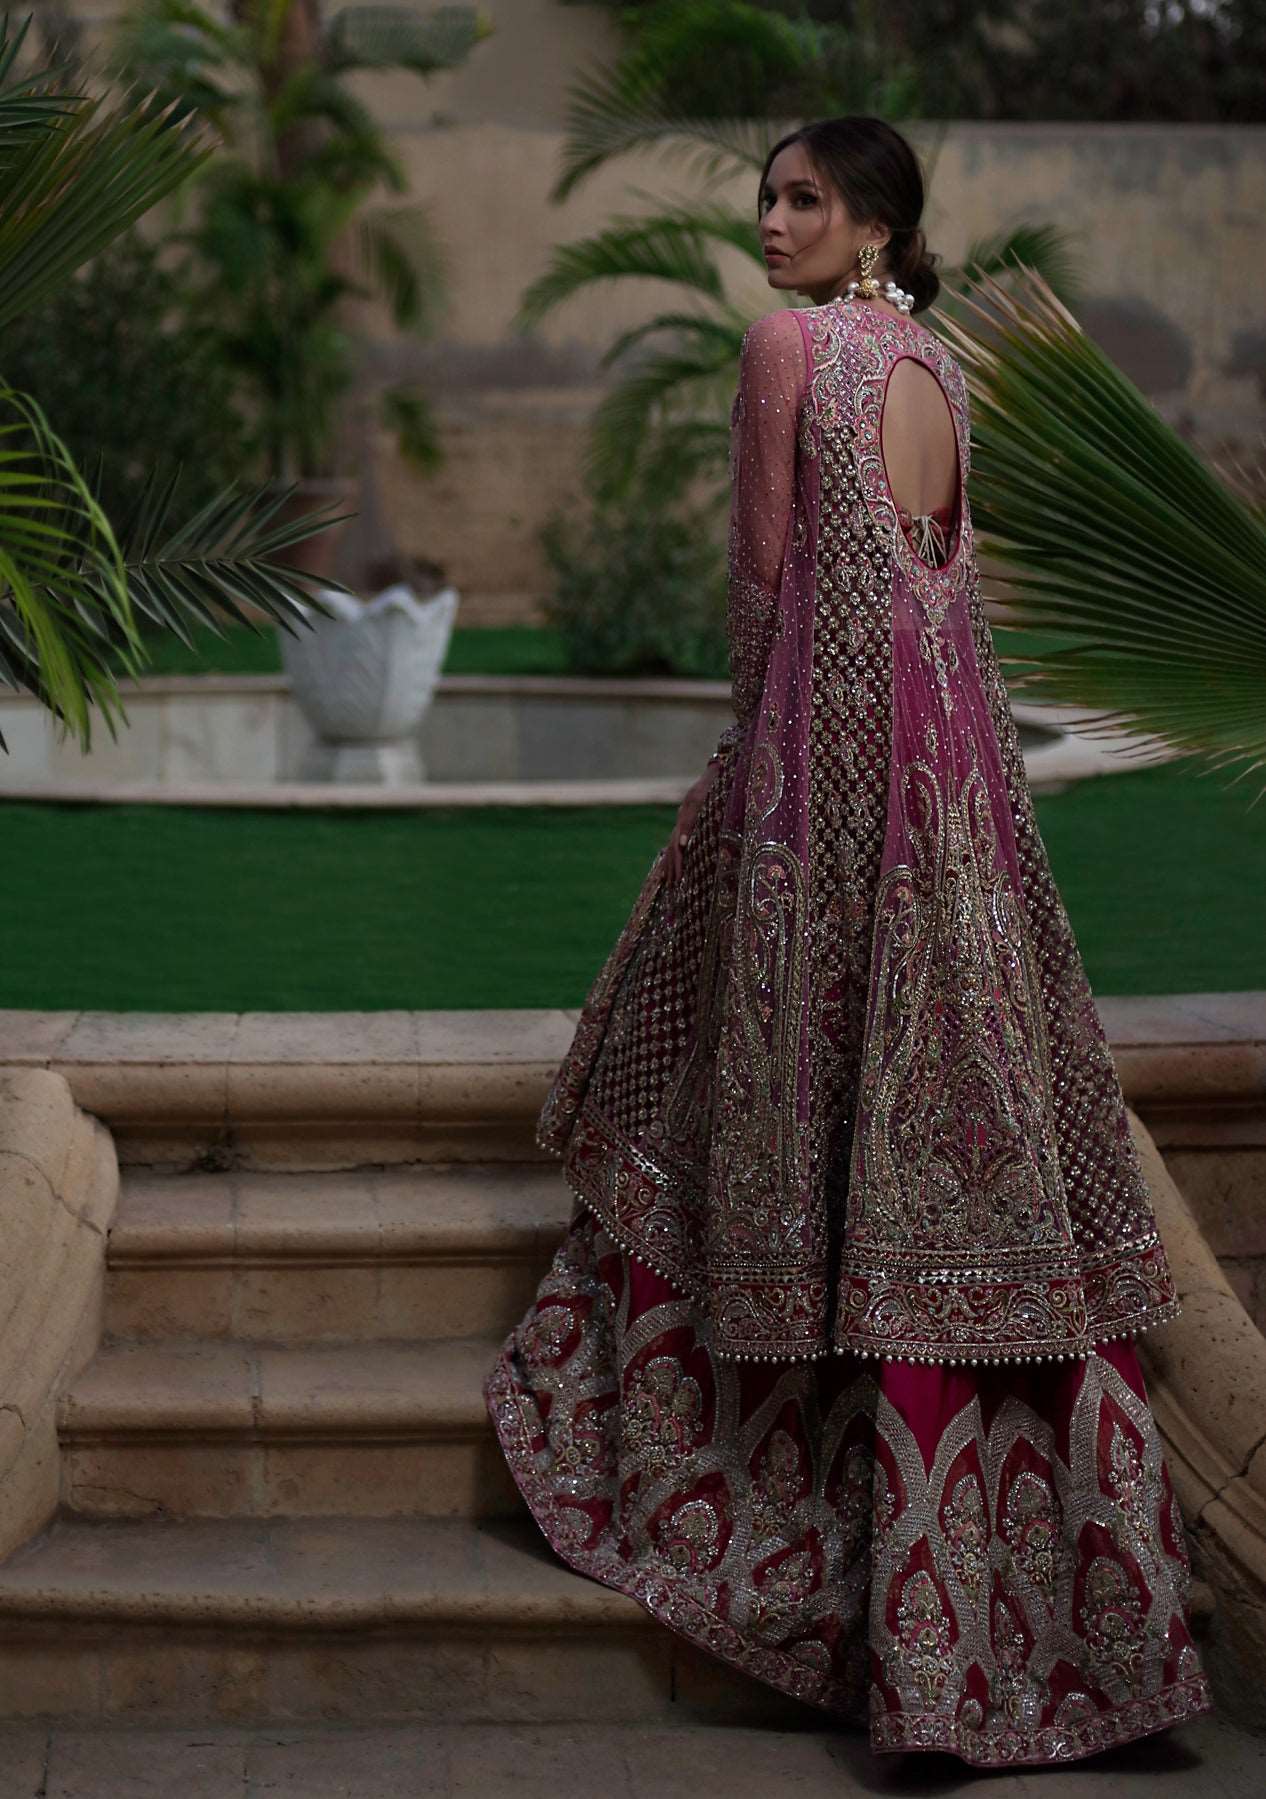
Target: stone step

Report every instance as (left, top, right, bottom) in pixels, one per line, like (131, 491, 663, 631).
(6, 1001, 1263, 1171)
(58, 1336, 521, 1520)
(1, 1712, 1255, 1799)
(0, 1009, 581, 1167)
(106, 1165, 570, 1343)
(0, 1514, 811, 1729)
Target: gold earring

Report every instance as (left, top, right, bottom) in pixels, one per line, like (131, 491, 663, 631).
(856, 242, 880, 298)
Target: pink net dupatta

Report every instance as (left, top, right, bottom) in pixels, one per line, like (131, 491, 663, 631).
(699, 307, 835, 1358)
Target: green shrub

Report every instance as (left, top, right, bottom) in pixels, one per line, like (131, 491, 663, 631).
(0, 228, 252, 529)
(539, 486, 729, 679)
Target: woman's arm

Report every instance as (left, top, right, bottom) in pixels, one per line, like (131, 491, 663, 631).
(721, 307, 808, 744)
(666, 310, 806, 887)
(668, 320, 805, 895)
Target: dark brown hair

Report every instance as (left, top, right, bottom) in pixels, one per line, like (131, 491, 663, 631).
(757, 116, 940, 314)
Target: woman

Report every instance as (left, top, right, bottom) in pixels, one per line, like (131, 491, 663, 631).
(485, 116, 1212, 1766)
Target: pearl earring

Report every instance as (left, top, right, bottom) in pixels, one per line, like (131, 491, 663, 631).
(844, 243, 916, 315)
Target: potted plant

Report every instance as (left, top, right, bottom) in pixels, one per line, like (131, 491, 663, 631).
(0, 10, 337, 752)
(110, 0, 490, 773)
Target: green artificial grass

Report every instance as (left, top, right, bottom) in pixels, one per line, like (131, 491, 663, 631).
(0, 756, 1262, 1011)
(137, 623, 577, 679)
(133, 626, 1057, 687)
(134, 620, 1056, 684)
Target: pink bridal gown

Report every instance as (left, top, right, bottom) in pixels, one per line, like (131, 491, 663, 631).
(485, 295, 1213, 1765)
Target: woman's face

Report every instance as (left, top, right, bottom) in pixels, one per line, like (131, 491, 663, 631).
(758, 140, 891, 308)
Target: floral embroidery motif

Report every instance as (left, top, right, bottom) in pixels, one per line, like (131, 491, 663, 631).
(1003, 1467, 1061, 1610)
(888, 1562, 956, 1712)
(625, 1354, 706, 1478)
(943, 1471, 989, 1603)
(532, 296, 1181, 1367)
(487, 1211, 1212, 1767)
(751, 1424, 808, 1541)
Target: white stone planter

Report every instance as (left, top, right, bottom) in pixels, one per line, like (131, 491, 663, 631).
(280, 583, 460, 783)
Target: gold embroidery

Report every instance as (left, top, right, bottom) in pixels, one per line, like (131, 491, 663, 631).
(534, 295, 1181, 1367)
(488, 1209, 1212, 1764)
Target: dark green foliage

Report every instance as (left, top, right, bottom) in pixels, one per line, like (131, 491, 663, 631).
(571, 0, 1266, 123)
(940, 269, 1266, 796)
(539, 480, 729, 678)
(136, 621, 574, 677)
(0, 230, 251, 531)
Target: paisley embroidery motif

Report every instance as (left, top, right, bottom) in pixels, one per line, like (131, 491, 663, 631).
(487, 1210, 1212, 1766)
(533, 296, 1180, 1367)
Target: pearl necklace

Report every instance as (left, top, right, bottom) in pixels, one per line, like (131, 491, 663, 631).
(843, 277, 915, 314)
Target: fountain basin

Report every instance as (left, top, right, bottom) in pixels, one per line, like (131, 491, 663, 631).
(0, 673, 1171, 806)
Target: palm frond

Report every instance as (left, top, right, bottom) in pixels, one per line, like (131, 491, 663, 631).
(556, 62, 771, 203)
(936, 265, 1266, 796)
(599, 305, 748, 372)
(379, 383, 444, 473)
(0, 416, 350, 748)
(0, 11, 84, 138)
(624, 415, 733, 506)
(106, 0, 243, 126)
(355, 201, 449, 333)
(953, 222, 1084, 304)
(516, 203, 761, 331)
(0, 73, 211, 332)
(0, 380, 132, 746)
(586, 340, 740, 498)
(115, 471, 352, 650)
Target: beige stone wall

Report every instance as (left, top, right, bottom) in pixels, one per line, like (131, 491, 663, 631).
(376, 116, 1266, 621)
(0, 1069, 118, 1559)
(1164, 1148, 1266, 1337)
(1136, 1117, 1266, 1728)
(52, 8, 1266, 619)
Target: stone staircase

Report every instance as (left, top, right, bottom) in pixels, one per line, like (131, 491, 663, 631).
(0, 1159, 807, 1730)
(0, 1002, 1255, 1770)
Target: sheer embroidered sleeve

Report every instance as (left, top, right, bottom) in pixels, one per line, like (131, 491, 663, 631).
(715, 307, 807, 754)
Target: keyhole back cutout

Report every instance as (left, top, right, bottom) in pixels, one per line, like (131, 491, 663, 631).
(879, 356, 961, 533)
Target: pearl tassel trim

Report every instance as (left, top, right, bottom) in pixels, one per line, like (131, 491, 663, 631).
(844, 277, 916, 314)
(535, 1134, 1182, 1371)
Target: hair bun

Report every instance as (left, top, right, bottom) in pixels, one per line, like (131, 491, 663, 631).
(890, 225, 940, 314)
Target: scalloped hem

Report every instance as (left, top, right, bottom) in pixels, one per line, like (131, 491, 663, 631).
(485, 1344, 1215, 1768)
(870, 1680, 1214, 1766)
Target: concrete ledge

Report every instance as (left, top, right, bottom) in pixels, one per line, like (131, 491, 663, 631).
(0, 776, 697, 809)
(1, 997, 1263, 1168)
(0, 1070, 119, 1559)
(0, 666, 1169, 803)
(0, 1714, 1261, 1799)
(0, 1514, 643, 1631)
(61, 1337, 500, 1440)
(109, 1167, 567, 1267)
(56, 1335, 524, 1522)
(0, 1010, 582, 1167)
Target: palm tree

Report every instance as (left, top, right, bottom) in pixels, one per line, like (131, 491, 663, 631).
(108, 0, 491, 490)
(0, 10, 344, 751)
(516, 0, 1081, 500)
(939, 265, 1266, 802)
